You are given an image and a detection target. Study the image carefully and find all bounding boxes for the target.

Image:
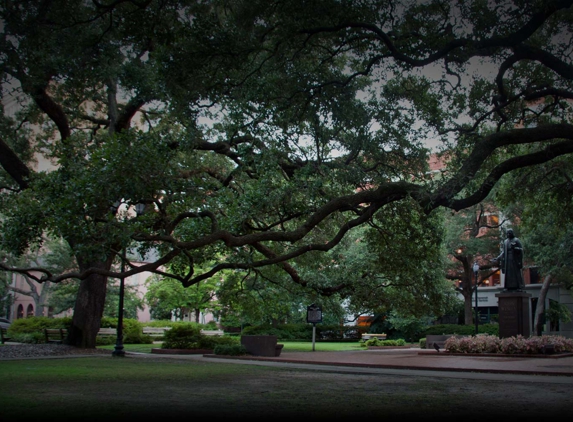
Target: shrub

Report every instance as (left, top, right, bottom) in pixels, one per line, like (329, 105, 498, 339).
(444, 334, 573, 354)
(445, 336, 481, 353)
(143, 320, 220, 331)
(241, 323, 313, 340)
(214, 344, 247, 356)
(204, 320, 219, 329)
(10, 332, 45, 344)
(100, 317, 142, 333)
(8, 316, 72, 336)
(240, 323, 362, 341)
(124, 331, 153, 345)
(196, 335, 239, 349)
(100, 317, 153, 344)
(96, 335, 116, 346)
(360, 338, 407, 347)
(161, 323, 202, 349)
(159, 323, 235, 349)
(424, 324, 499, 337)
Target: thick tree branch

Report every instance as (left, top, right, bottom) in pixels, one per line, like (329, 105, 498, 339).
(424, 124, 573, 211)
(29, 85, 71, 140)
(0, 137, 31, 190)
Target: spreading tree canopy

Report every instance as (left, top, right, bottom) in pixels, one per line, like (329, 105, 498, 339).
(1, 0, 573, 347)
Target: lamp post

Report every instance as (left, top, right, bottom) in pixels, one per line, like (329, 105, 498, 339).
(111, 202, 145, 357)
(112, 247, 126, 357)
(473, 261, 480, 336)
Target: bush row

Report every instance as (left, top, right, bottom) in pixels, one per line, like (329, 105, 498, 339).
(241, 323, 365, 341)
(5, 317, 220, 345)
(239, 322, 501, 342)
(423, 324, 500, 337)
(444, 334, 573, 354)
(360, 338, 407, 347)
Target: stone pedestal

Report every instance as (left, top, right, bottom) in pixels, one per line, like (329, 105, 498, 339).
(496, 291, 532, 338)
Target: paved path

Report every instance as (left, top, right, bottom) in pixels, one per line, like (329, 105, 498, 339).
(194, 348, 573, 381)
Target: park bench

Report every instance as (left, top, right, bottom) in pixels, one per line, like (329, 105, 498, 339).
(361, 333, 387, 341)
(142, 327, 171, 338)
(1, 327, 12, 344)
(44, 328, 68, 344)
(200, 329, 224, 336)
(97, 327, 117, 338)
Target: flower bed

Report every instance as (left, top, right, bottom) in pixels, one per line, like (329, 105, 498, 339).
(444, 334, 573, 355)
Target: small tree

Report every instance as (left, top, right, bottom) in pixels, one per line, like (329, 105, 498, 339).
(5, 238, 76, 317)
(444, 203, 505, 325)
(145, 275, 219, 323)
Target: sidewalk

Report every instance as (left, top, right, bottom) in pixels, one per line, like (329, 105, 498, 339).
(200, 347, 573, 377)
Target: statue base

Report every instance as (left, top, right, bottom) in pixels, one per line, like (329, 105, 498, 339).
(495, 291, 532, 338)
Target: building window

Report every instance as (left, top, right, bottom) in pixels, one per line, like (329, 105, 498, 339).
(17, 304, 24, 319)
(490, 270, 500, 286)
(529, 267, 540, 284)
(26, 304, 34, 317)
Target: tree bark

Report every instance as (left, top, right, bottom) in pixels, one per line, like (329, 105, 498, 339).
(533, 274, 552, 336)
(67, 260, 112, 348)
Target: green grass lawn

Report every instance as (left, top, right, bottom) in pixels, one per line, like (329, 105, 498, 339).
(1, 351, 568, 420)
(98, 340, 366, 354)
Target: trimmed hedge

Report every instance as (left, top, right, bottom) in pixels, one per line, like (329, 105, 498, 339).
(8, 316, 156, 345)
(142, 319, 219, 330)
(423, 324, 499, 337)
(214, 344, 248, 356)
(7, 316, 72, 335)
(241, 323, 364, 341)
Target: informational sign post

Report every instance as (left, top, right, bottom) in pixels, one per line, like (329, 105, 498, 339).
(306, 304, 322, 351)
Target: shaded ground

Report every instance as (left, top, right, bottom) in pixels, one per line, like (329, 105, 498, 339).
(0, 354, 571, 421)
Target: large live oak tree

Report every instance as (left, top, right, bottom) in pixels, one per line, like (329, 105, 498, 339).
(1, 0, 573, 347)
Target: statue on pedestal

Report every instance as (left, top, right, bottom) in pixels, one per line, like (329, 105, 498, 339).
(494, 229, 524, 291)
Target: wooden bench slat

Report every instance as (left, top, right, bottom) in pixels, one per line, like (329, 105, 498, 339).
(44, 328, 67, 344)
(142, 327, 171, 337)
(97, 328, 117, 336)
(200, 329, 224, 336)
(362, 333, 387, 340)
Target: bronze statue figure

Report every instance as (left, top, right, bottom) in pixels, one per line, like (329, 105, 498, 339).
(495, 229, 524, 291)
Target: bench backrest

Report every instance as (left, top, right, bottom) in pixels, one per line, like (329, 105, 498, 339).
(44, 328, 67, 343)
(201, 329, 224, 336)
(0, 327, 10, 343)
(142, 327, 171, 334)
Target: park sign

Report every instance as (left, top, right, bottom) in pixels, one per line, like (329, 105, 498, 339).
(306, 304, 322, 324)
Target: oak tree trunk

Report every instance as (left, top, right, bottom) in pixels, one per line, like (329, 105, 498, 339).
(67, 259, 112, 348)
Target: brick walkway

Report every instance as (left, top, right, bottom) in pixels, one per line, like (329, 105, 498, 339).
(204, 348, 573, 377)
